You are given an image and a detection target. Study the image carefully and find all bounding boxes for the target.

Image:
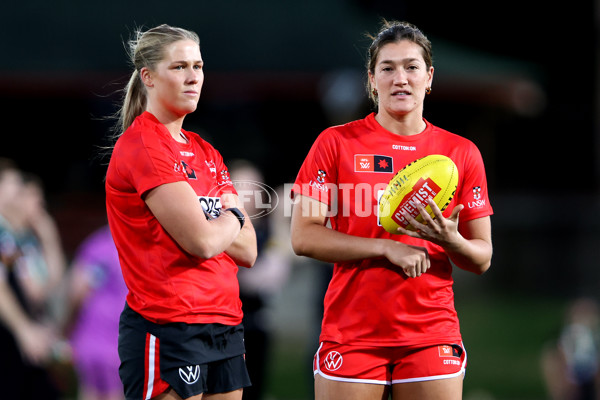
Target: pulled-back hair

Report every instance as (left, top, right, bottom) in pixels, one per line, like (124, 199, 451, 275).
(115, 24, 199, 136)
(0, 157, 17, 179)
(366, 20, 432, 105)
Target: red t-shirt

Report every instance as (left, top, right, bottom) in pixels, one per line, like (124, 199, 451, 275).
(292, 113, 493, 347)
(106, 112, 242, 325)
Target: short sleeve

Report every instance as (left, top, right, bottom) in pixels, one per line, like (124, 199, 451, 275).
(455, 142, 493, 222)
(111, 128, 186, 199)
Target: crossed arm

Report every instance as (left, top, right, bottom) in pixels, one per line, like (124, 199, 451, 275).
(290, 194, 492, 277)
(145, 181, 257, 267)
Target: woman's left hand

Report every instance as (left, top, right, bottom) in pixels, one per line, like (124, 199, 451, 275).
(397, 199, 464, 248)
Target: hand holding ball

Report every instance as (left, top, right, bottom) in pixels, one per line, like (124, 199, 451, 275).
(379, 155, 458, 233)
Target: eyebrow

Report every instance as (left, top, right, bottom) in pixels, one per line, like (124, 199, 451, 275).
(172, 60, 204, 65)
(378, 57, 421, 65)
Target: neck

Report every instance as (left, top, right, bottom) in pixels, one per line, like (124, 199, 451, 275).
(145, 107, 186, 142)
(374, 110, 426, 136)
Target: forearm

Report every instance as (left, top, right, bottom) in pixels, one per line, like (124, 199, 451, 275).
(145, 182, 242, 259)
(0, 278, 34, 335)
(194, 213, 241, 259)
(291, 221, 387, 263)
(445, 235, 492, 275)
(225, 212, 257, 268)
(34, 215, 66, 289)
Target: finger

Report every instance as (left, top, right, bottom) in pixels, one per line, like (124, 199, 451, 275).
(404, 266, 416, 278)
(417, 203, 435, 226)
(449, 204, 464, 221)
(426, 199, 445, 220)
(396, 226, 418, 237)
(403, 211, 427, 232)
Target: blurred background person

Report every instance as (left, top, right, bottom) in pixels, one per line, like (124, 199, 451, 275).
(0, 158, 62, 399)
(229, 159, 293, 400)
(10, 173, 66, 321)
(64, 223, 127, 400)
(542, 297, 600, 400)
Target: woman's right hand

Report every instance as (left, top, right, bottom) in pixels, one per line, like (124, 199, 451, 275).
(383, 240, 430, 278)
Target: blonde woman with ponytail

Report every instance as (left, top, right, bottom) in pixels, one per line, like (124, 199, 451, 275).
(106, 24, 257, 400)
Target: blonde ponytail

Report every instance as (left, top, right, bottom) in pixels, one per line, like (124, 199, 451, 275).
(117, 70, 147, 134)
(112, 24, 199, 138)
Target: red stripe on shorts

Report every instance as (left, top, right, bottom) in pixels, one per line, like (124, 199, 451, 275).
(143, 333, 169, 399)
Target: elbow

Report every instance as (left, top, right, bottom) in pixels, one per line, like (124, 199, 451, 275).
(291, 232, 311, 258)
(474, 261, 492, 275)
(191, 243, 220, 260)
(473, 255, 493, 275)
(237, 248, 258, 268)
(185, 236, 228, 260)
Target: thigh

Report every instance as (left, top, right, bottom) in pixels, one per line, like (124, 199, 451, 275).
(205, 354, 251, 395)
(315, 374, 389, 400)
(153, 388, 203, 400)
(152, 388, 243, 400)
(391, 375, 463, 400)
(204, 389, 243, 400)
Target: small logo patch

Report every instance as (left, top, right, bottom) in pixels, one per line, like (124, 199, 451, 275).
(438, 345, 461, 358)
(179, 365, 201, 384)
(354, 155, 393, 173)
(472, 186, 481, 200)
(323, 351, 343, 371)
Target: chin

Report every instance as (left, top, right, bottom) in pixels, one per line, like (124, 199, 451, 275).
(181, 104, 198, 115)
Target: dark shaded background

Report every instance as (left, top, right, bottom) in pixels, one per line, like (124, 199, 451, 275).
(0, 1, 598, 397)
(2, 0, 596, 291)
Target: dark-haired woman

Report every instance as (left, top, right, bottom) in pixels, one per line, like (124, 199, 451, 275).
(291, 20, 493, 400)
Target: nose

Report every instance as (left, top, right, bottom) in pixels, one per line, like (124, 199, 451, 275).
(187, 68, 202, 84)
(393, 70, 408, 86)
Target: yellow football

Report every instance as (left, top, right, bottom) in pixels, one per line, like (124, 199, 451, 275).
(379, 154, 458, 233)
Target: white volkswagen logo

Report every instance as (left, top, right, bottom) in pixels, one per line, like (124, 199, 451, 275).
(179, 365, 201, 384)
(324, 351, 343, 371)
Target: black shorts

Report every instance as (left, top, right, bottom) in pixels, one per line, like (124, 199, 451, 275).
(118, 303, 251, 399)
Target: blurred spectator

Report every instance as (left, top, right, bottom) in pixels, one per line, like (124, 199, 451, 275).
(0, 158, 62, 399)
(542, 297, 600, 400)
(64, 224, 127, 400)
(229, 160, 293, 400)
(11, 173, 66, 318)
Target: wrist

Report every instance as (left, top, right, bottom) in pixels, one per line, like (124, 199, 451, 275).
(224, 207, 245, 230)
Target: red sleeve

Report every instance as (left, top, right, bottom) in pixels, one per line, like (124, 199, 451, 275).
(291, 128, 339, 207)
(113, 128, 185, 199)
(455, 141, 493, 222)
(213, 149, 237, 197)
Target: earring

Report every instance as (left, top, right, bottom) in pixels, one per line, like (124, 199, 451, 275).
(425, 87, 432, 95)
(372, 88, 378, 96)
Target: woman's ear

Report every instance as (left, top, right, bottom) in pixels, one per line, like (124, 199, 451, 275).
(140, 67, 153, 87)
(427, 66, 434, 88)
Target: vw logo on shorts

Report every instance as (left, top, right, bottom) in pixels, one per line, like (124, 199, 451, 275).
(179, 365, 201, 384)
(324, 351, 343, 371)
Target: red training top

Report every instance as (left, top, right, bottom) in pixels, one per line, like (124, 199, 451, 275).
(292, 113, 493, 347)
(106, 112, 241, 325)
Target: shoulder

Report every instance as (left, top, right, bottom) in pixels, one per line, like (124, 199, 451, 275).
(327, 114, 371, 136)
(313, 114, 372, 147)
(118, 113, 167, 147)
(184, 130, 226, 162)
(427, 121, 481, 153)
